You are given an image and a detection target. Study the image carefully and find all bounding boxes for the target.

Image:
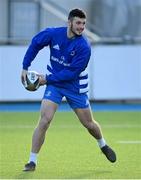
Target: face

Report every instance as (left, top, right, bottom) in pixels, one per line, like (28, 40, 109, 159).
(68, 17, 86, 37)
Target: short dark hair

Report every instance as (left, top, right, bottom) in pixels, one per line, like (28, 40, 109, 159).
(68, 8, 86, 20)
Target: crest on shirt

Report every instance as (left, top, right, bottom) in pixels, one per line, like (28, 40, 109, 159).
(70, 51, 75, 56)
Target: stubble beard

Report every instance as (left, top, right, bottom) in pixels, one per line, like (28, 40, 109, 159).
(70, 24, 82, 37)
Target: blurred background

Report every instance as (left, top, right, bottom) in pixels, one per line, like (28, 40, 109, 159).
(0, 0, 141, 105)
(1, 1, 141, 178)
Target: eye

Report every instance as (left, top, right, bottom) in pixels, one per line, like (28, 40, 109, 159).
(76, 21, 81, 25)
(76, 21, 86, 25)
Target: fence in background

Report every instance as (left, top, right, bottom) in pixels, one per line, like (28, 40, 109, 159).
(0, 45, 141, 102)
(0, 0, 141, 45)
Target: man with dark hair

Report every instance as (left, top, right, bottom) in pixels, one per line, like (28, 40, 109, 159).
(21, 8, 116, 171)
(68, 8, 86, 19)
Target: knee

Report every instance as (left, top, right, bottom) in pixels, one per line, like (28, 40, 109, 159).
(41, 111, 53, 122)
(39, 112, 53, 131)
(84, 120, 95, 130)
(38, 120, 49, 131)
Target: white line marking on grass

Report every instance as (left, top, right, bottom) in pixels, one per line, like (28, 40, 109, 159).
(0, 125, 34, 129)
(118, 140, 141, 144)
(103, 125, 141, 128)
(0, 124, 141, 129)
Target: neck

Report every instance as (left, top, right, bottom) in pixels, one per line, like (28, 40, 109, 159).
(67, 28, 75, 39)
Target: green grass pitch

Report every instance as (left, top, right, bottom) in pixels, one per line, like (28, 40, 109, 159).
(0, 111, 141, 179)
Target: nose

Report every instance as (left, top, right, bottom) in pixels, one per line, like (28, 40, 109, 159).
(80, 23, 85, 29)
(80, 26, 84, 31)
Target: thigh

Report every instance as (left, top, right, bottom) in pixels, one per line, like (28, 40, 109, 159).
(40, 99, 58, 121)
(74, 107, 94, 127)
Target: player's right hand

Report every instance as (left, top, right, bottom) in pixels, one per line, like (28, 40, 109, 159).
(21, 69, 28, 87)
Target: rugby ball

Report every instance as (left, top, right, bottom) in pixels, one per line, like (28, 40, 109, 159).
(25, 71, 40, 91)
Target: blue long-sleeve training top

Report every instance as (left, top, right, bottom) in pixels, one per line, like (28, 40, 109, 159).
(23, 27, 91, 94)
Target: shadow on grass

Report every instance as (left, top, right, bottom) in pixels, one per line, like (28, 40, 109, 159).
(14, 171, 36, 179)
(14, 169, 112, 179)
(68, 169, 113, 179)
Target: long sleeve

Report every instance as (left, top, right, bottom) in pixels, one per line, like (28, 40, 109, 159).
(22, 28, 53, 70)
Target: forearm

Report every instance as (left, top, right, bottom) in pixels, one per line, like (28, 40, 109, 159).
(46, 68, 82, 84)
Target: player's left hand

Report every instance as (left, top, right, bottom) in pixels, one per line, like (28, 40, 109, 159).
(37, 74, 47, 86)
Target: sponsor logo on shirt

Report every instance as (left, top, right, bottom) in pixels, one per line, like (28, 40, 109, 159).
(61, 56, 65, 61)
(51, 56, 70, 67)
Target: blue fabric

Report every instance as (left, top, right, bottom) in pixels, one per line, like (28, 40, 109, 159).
(43, 85, 89, 109)
(22, 27, 91, 94)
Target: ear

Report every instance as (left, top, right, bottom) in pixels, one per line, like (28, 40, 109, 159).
(68, 19, 72, 27)
(68, 19, 71, 25)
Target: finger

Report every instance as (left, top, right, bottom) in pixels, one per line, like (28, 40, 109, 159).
(21, 74, 27, 86)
